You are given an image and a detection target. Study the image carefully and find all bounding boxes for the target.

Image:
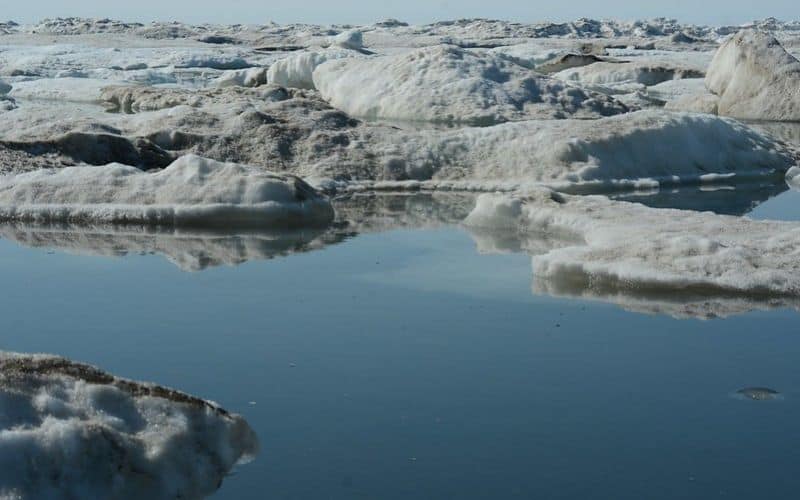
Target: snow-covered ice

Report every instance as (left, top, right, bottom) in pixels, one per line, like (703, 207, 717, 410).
(312, 45, 629, 125)
(0, 351, 258, 499)
(0, 155, 334, 228)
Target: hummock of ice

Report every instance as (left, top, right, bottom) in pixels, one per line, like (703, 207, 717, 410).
(389, 111, 797, 191)
(312, 45, 629, 125)
(0, 351, 258, 499)
(0, 155, 334, 228)
(703, 30, 800, 120)
(464, 190, 800, 318)
(267, 48, 364, 90)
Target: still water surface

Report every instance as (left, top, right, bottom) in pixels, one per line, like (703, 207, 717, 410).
(0, 189, 798, 499)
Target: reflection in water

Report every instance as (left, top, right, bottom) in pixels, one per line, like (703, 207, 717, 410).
(734, 387, 783, 401)
(0, 351, 258, 499)
(466, 224, 800, 320)
(0, 193, 477, 272)
(0, 223, 349, 272)
(612, 182, 788, 216)
(0, 185, 795, 319)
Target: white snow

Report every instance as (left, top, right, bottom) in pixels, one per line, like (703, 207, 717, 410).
(312, 45, 629, 125)
(704, 29, 800, 120)
(0, 351, 258, 499)
(464, 190, 800, 315)
(0, 155, 334, 228)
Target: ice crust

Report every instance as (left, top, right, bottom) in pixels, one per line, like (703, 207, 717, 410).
(0, 155, 334, 228)
(0, 351, 258, 499)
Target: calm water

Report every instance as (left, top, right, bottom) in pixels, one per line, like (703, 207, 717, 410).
(1, 189, 799, 499)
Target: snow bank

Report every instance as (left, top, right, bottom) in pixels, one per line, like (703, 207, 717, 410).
(705, 30, 800, 120)
(0, 351, 258, 499)
(267, 48, 362, 90)
(393, 111, 796, 191)
(464, 190, 800, 312)
(0, 155, 334, 228)
(312, 45, 629, 125)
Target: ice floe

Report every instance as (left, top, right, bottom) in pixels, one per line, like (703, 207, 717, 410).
(0, 351, 258, 499)
(464, 190, 800, 318)
(267, 48, 364, 90)
(0, 155, 334, 228)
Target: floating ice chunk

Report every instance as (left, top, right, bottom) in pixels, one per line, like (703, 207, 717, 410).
(312, 45, 628, 125)
(705, 29, 800, 120)
(0, 351, 258, 499)
(394, 111, 796, 190)
(267, 48, 363, 90)
(0, 155, 334, 228)
(465, 190, 800, 305)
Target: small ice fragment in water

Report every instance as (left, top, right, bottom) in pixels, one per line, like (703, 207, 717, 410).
(734, 387, 782, 401)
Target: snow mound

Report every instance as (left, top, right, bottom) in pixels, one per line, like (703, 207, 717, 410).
(0, 351, 258, 499)
(329, 30, 364, 50)
(705, 30, 800, 120)
(267, 49, 363, 90)
(465, 190, 800, 307)
(0, 155, 334, 228)
(312, 45, 629, 125)
(393, 111, 796, 190)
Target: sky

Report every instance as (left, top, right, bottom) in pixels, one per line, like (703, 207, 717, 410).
(4, 0, 798, 26)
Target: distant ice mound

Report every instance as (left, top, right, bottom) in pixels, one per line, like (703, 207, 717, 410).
(464, 190, 800, 314)
(0, 351, 258, 499)
(312, 45, 629, 125)
(0, 155, 334, 228)
(704, 30, 800, 120)
(389, 111, 796, 190)
(267, 48, 364, 90)
(554, 60, 704, 93)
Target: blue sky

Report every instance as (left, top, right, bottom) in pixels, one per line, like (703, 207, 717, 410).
(5, 0, 798, 26)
